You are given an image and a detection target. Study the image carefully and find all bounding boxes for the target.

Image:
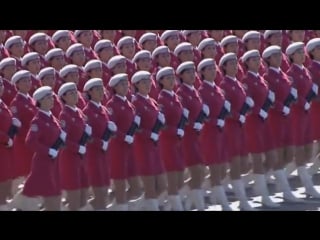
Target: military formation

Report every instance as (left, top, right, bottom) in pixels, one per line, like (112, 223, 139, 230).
(0, 30, 320, 211)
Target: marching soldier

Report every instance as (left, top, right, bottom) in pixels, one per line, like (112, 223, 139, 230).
(82, 78, 117, 210)
(0, 57, 17, 105)
(58, 82, 92, 210)
(0, 77, 21, 210)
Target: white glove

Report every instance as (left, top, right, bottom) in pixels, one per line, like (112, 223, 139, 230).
(134, 115, 141, 126)
(7, 138, 13, 147)
(202, 104, 210, 117)
(182, 108, 189, 118)
(78, 145, 86, 155)
(245, 96, 255, 108)
(84, 124, 92, 136)
(177, 128, 184, 137)
(157, 112, 165, 125)
(49, 148, 58, 158)
(193, 122, 203, 131)
(224, 100, 231, 112)
(102, 140, 109, 151)
(259, 109, 268, 120)
(239, 115, 246, 124)
(291, 87, 298, 99)
(124, 135, 134, 144)
(304, 102, 311, 111)
(150, 132, 159, 142)
(60, 130, 67, 142)
(217, 119, 225, 128)
(312, 83, 319, 95)
(12, 118, 22, 127)
(282, 106, 290, 115)
(108, 121, 117, 132)
(268, 90, 275, 103)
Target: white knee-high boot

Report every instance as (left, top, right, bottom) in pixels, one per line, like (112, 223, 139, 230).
(168, 195, 184, 211)
(143, 198, 160, 211)
(253, 174, 280, 208)
(274, 169, 303, 202)
(211, 185, 232, 211)
(190, 189, 205, 211)
(231, 179, 256, 211)
(298, 166, 320, 198)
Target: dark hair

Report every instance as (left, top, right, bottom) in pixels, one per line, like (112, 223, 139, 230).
(36, 101, 41, 108)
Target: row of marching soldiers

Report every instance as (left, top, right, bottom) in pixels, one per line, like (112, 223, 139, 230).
(1, 40, 320, 211)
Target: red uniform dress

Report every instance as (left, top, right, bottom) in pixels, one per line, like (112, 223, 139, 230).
(102, 62, 112, 88)
(132, 94, 165, 176)
(13, 57, 23, 71)
(53, 70, 64, 94)
(286, 64, 313, 146)
(0, 44, 10, 61)
(149, 75, 160, 100)
(215, 64, 224, 86)
(242, 71, 274, 153)
(308, 60, 320, 140)
(22, 111, 62, 197)
(198, 81, 228, 165)
(82, 101, 110, 187)
(281, 52, 290, 73)
(107, 95, 137, 179)
(176, 84, 204, 167)
(0, 100, 14, 182)
(84, 47, 99, 62)
(157, 90, 185, 172)
(220, 76, 247, 158)
(10, 93, 37, 178)
(58, 105, 89, 190)
(263, 67, 293, 148)
(126, 59, 136, 81)
(76, 90, 86, 110)
(77, 67, 87, 94)
(2, 78, 17, 106)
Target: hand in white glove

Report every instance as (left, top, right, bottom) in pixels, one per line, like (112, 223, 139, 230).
(134, 115, 141, 126)
(291, 87, 298, 99)
(150, 132, 159, 142)
(245, 97, 255, 108)
(259, 109, 268, 120)
(49, 148, 58, 158)
(224, 100, 231, 112)
(282, 106, 290, 116)
(124, 135, 134, 144)
(177, 128, 184, 137)
(268, 91, 275, 103)
(304, 102, 311, 111)
(60, 130, 67, 142)
(108, 121, 117, 132)
(7, 138, 13, 147)
(12, 118, 22, 128)
(193, 122, 203, 131)
(78, 145, 86, 155)
(239, 115, 246, 124)
(102, 141, 109, 151)
(202, 104, 210, 117)
(182, 108, 189, 118)
(217, 119, 225, 128)
(84, 124, 92, 136)
(157, 112, 165, 125)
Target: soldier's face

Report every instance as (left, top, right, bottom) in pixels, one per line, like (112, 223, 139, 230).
(89, 67, 103, 79)
(181, 68, 195, 85)
(203, 65, 216, 81)
(40, 94, 54, 111)
(202, 45, 217, 59)
(114, 79, 129, 96)
(160, 74, 175, 91)
(89, 85, 104, 102)
(41, 74, 55, 89)
(136, 78, 151, 95)
(17, 77, 32, 93)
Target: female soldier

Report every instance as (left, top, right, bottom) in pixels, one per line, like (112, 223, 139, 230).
(262, 45, 303, 202)
(106, 74, 142, 210)
(0, 57, 17, 105)
(4, 35, 24, 70)
(131, 70, 167, 211)
(14, 86, 66, 210)
(241, 50, 280, 208)
(219, 53, 255, 210)
(157, 67, 186, 211)
(10, 70, 37, 197)
(58, 82, 92, 210)
(176, 61, 209, 211)
(82, 78, 117, 210)
(197, 58, 231, 210)
(285, 42, 320, 198)
(0, 77, 21, 210)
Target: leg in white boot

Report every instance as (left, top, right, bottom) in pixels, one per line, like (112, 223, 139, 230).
(112, 203, 129, 211)
(143, 198, 160, 211)
(274, 169, 303, 203)
(253, 174, 280, 208)
(285, 162, 297, 179)
(0, 204, 10, 211)
(298, 166, 320, 198)
(231, 179, 256, 211)
(190, 189, 205, 211)
(168, 195, 184, 211)
(212, 186, 232, 211)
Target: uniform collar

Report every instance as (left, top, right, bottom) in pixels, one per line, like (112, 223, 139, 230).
(183, 83, 195, 91)
(162, 89, 174, 96)
(137, 93, 149, 99)
(269, 66, 281, 73)
(226, 75, 237, 82)
(116, 94, 127, 102)
(90, 100, 101, 108)
(18, 92, 31, 99)
(39, 109, 52, 117)
(204, 80, 215, 87)
(66, 104, 78, 112)
(248, 70, 259, 78)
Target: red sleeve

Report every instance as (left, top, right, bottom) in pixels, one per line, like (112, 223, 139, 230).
(25, 120, 50, 155)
